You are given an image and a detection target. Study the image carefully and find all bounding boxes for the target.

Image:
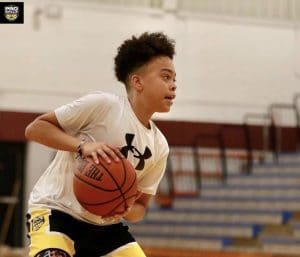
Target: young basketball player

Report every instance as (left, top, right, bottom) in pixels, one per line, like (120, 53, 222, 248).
(25, 32, 176, 257)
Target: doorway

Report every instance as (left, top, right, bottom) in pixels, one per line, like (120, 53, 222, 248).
(0, 142, 25, 247)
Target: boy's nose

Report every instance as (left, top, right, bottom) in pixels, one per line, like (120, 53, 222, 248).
(170, 84, 176, 91)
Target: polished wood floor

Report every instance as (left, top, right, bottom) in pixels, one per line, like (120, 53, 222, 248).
(143, 247, 298, 257)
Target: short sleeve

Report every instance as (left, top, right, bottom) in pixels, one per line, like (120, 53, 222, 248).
(54, 92, 112, 135)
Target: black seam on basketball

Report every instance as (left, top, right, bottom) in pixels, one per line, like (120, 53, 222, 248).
(101, 159, 127, 187)
(122, 159, 137, 194)
(79, 186, 137, 205)
(75, 158, 137, 215)
(74, 176, 124, 205)
(97, 159, 128, 201)
(119, 158, 128, 202)
(101, 159, 137, 216)
(74, 178, 127, 206)
(102, 193, 138, 217)
(108, 158, 137, 201)
(78, 159, 135, 194)
(75, 173, 137, 205)
(84, 161, 123, 190)
(105, 193, 138, 216)
(74, 173, 119, 192)
(74, 160, 136, 204)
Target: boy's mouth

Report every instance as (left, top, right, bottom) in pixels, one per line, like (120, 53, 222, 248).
(164, 95, 176, 100)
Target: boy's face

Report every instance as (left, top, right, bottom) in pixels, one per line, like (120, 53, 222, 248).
(136, 56, 177, 113)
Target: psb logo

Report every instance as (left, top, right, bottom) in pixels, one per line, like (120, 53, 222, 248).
(4, 5, 19, 22)
(0, 2, 24, 24)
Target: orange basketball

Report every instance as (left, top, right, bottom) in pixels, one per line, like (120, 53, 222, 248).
(73, 157, 138, 217)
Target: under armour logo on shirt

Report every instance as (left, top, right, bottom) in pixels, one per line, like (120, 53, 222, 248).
(121, 133, 152, 170)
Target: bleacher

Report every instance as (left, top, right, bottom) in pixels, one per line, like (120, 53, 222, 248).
(130, 94, 300, 257)
(130, 152, 300, 256)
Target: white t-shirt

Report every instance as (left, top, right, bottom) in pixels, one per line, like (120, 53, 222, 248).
(28, 91, 169, 225)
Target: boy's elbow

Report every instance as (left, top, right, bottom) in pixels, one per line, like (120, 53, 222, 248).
(25, 122, 35, 140)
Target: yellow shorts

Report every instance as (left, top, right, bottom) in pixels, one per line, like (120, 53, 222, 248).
(26, 208, 146, 257)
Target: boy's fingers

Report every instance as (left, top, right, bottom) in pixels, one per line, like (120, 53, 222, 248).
(91, 152, 99, 164)
(96, 149, 111, 164)
(105, 146, 120, 162)
(115, 149, 125, 159)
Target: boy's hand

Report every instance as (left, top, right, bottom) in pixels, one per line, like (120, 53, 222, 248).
(103, 206, 132, 223)
(81, 141, 124, 164)
(102, 192, 141, 222)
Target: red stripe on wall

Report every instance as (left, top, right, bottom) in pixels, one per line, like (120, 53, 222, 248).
(0, 111, 298, 151)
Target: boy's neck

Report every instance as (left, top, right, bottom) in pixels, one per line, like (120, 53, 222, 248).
(127, 96, 152, 129)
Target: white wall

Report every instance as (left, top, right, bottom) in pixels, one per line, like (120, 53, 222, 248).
(0, 1, 299, 123)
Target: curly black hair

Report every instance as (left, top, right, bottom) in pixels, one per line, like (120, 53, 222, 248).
(114, 32, 175, 86)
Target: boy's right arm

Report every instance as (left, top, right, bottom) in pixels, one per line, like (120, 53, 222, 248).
(25, 111, 80, 153)
(25, 112, 123, 164)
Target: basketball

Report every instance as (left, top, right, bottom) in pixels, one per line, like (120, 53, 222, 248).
(73, 157, 138, 217)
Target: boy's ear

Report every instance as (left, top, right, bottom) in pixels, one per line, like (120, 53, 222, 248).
(130, 74, 143, 92)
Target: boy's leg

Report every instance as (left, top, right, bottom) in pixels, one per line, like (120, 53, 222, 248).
(105, 242, 146, 257)
(27, 208, 75, 257)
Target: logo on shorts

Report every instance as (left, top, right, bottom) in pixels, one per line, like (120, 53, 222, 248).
(32, 216, 45, 231)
